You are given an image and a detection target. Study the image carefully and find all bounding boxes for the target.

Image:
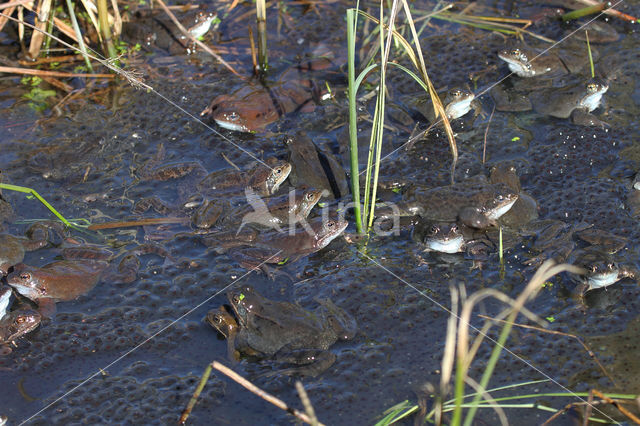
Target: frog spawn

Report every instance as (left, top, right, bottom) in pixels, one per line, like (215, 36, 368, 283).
(27, 361, 224, 425)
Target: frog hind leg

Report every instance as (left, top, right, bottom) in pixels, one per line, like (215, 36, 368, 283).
(229, 248, 291, 280)
(570, 109, 608, 128)
(101, 254, 140, 284)
(263, 350, 336, 378)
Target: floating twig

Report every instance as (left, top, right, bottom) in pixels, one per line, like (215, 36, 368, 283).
(179, 363, 213, 424)
(87, 217, 189, 230)
(0, 66, 113, 78)
(482, 104, 495, 164)
(212, 361, 325, 425)
(568, 0, 637, 23)
(295, 381, 319, 426)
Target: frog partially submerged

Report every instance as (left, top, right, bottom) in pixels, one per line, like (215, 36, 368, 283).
(122, 10, 218, 55)
(412, 88, 480, 123)
(412, 220, 517, 261)
(203, 217, 348, 272)
(0, 306, 41, 346)
(489, 163, 538, 230)
(529, 78, 609, 127)
(0, 222, 55, 276)
(233, 188, 323, 231)
(198, 161, 292, 197)
(413, 222, 465, 254)
(7, 247, 143, 317)
(206, 286, 356, 376)
(397, 175, 518, 229)
(284, 132, 349, 199)
(570, 249, 635, 294)
(202, 68, 323, 133)
(498, 45, 594, 78)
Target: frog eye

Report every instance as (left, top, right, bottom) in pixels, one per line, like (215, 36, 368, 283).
(451, 90, 462, 98)
(16, 316, 25, 324)
(20, 273, 31, 281)
(587, 83, 597, 92)
(305, 192, 314, 201)
(226, 112, 240, 121)
(451, 225, 458, 233)
(232, 294, 241, 304)
(274, 167, 283, 175)
(430, 225, 440, 234)
(213, 314, 223, 324)
(511, 48, 523, 58)
(326, 220, 336, 228)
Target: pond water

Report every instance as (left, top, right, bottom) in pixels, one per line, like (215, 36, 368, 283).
(1, 0, 640, 424)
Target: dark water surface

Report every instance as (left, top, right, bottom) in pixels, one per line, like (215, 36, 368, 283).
(1, 0, 640, 424)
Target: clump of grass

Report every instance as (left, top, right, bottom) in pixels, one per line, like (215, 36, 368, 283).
(0, 0, 121, 62)
(373, 260, 629, 425)
(347, 0, 455, 233)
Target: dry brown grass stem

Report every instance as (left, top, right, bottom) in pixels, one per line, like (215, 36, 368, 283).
(212, 361, 326, 425)
(18, 54, 83, 66)
(0, 65, 113, 78)
(20, 1, 83, 43)
(541, 389, 640, 425)
(573, 0, 638, 22)
(398, 0, 457, 176)
(0, 5, 16, 31)
(295, 381, 319, 426)
(0, 0, 33, 10)
(153, 0, 242, 78)
(457, 262, 585, 371)
(439, 285, 459, 420)
(482, 105, 495, 164)
(464, 376, 508, 426)
(28, 0, 52, 59)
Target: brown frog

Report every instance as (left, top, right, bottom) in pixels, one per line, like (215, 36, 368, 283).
(498, 44, 596, 78)
(6, 246, 143, 317)
(198, 161, 292, 197)
(489, 163, 538, 230)
(570, 249, 636, 295)
(202, 217, 348, 272)
(284, 132, 349, 199)
(396, 175, 518, 229)
(202, 68, 323, 133)
(0, 306, 41, 346)
(207, 286, 356, 376)
(0, 222, 56, 276)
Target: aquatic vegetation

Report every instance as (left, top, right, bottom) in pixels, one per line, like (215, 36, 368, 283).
(347, 1, 455, 233)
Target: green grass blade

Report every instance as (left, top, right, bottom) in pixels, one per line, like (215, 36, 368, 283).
(65, 0, 94, 72)
(0, 182, 84, 229)
(585, 31, 595, 78)
(347, 8, 363, 232)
